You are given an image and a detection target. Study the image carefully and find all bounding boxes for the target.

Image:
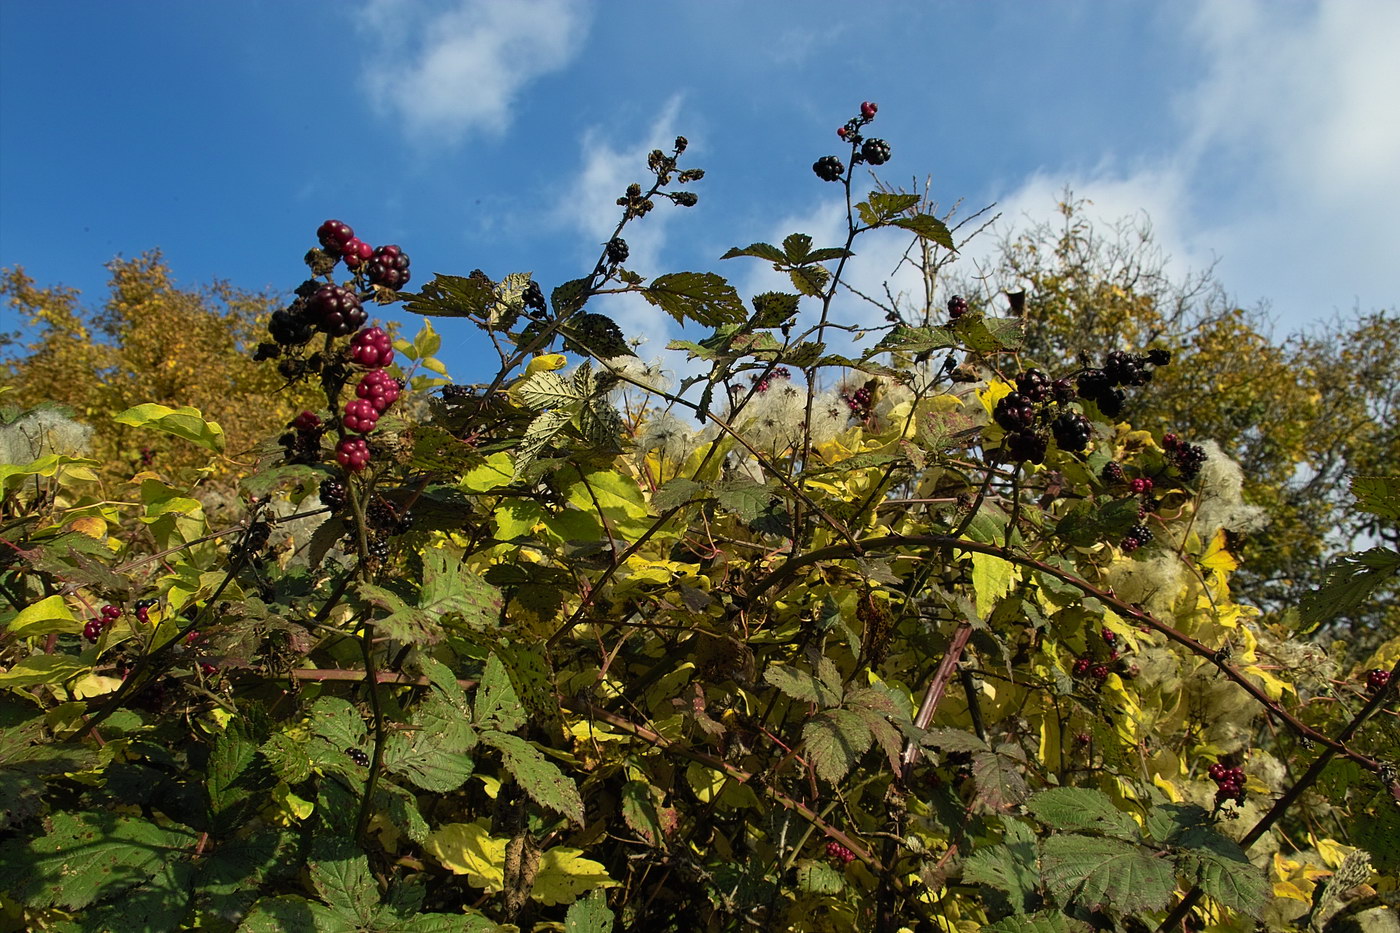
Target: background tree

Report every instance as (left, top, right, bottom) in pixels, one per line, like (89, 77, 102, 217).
(929, 196, 1400, 654)
(1, 251, 312, 494)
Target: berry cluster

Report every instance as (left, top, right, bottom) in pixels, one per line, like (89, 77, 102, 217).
(523, 280, 547, 315)
(1120, 522, 1153, 553)
(347, 747, 370, 767)
(753, 367, 791, 393)
(367, 495, 414, 537)
(336, 437, 370, 472)
(1072, 657, 1111, 683)
(1162, 432, 1207, 481)
(815, 102, 888, 182)
(1077, 349, 1171, 418)
(366, 244, 411, 290)
(1208, 763, 1246, 806)
(349, 327, 394, 368)
(83, 604, 122, 642)
(992, 369, 1088, 463)
(605, 237, 630, 265)
(309, 284, 367, 337)
(279, 410, 325, 464)
(1367, 669, 1392, 692)
(134, 598, 156, 625)
(946, 295, 968, 320)
(825, 841, 856, 865)
(844, 384, 874, 420)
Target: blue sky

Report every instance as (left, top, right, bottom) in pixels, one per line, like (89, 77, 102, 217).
(2, 0, 1396, 377)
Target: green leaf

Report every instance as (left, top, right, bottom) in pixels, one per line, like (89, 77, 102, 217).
(519, 370, 586, 411)
(963, 819, 1041, 914)
(1056, 498, 1141, 547)
(386, 694, 477, 792)
(358, 546, 503, 643)
(1024, 788, 1139, 840)
(782, 233, 815, 263)
(1351, 475, 1400, 520)
(240, 896, 346, 933)
(720, 242, 787, 264)
(1178, 847, 1270, 919)
(514, 408, 572, 476)
(377, 781, 432, 845)
(310, 839, 380, 926)
(983, 912, 1092, 933)
(1040, 835, 1175, 915)
(1143, 801, 1213, 844)
(197, 828, 301, 920)
(308, 697, 368, 750)
(788, 264, 829, 298)
(764, 663, 843, 708)
(0, 810, 197, 910)
(0, 654, 89, 688)
(5, 594, 78, 637)
(971, 744, 1029, 812)
(865, 192, 921, 222)
(494, 640, 561, 734)
(113, 402, 225, 453)
(796, 859, 845, 894)
(403, 273, 497, 320)
(480, 731, 584, 825)
(715, 478, 777, 523)
(552, 277, 593, 317)
(871, 324, 956, 357)
(413, 320, 443, 358)
(620, 781, 666, 847)
(955, 314, 1025, 352)
(891, 214, 956, 249)
(207, 715, 267, 827)
(750, 291, 801, 327)
(651, 477, 703, 512)
(473, 653, 526, 732)
(564, 890, 615, 933)
(642, 272, 746, 327)
(563, 312, 632, 359)
(802, 709, 873, 784)
(1297, 546, 1400, 633)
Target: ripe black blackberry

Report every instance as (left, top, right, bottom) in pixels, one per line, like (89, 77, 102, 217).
(1077, 368, 1112, 400)
(1051, 412, 1091, 452)
(367, 534, 391, 563)
(605, 237, 629, 265)
(268, 307, 316, 346)
(308, 285, 367, 337)
(366, 245, 411, 290)
(1170, 442, 1207, 481)
(523, 280, 546, 312)
(1147, 348, 1171, 366)
(1120, 523, 1152, 552)
(1367, 669, 1391, 691)
(813, 156, 845, 182)
(1015, 369, 1051, 403)
(993, 392, 1038, 432)
(366, 496, 399, 532)
(320, 478, 348, 512)
(347, 747, 370, 766)
(860, 138, 891, 166)
(441, 384, 473, 401)
(317, 220, 354, 254)
(1096, 388, 1126, 418)
(1004, 430, 1047, 464)
(946, 295, 968, 319)
(1104, 350, 1151, 387)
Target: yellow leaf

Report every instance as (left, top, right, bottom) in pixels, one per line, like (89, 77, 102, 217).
(525, 354, 568, 377)
(68, 516, 106, 538)
(6, 594, 78, 636)
(1314, 837, 1358, 869)
(426, 821, 507, 891)
(531, 847, 617, 906)
(969, 551, 1015, 619)
(271, 782, 314, 821)
(1199, 529, 1239, 574)
(70, 674, 122, 699)
(1272, 880, 1312, 902)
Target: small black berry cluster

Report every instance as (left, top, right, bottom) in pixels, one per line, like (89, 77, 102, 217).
(605, 237, 630, 265)
(993, 369, 1086, 464)
(1162, 432, 1207, 482)
(1208, 763, 1246, 806)
(946, 295, 968, 321)
(825, 841, 856, 865)
(134, 598, 157, 626)
(1076, 349, 1171, 418)
(1120, 522, 1153, 553)
(83, 604, 121, 643)
(753, 367, 791, 393)
(1367, 669, 1392, 692)
(347, 747, 370, 767)
(320, 478, 348, 513)
(523, 280, 547, 316)
(279, 410, 324, 465)
(814, 101, 888, 182)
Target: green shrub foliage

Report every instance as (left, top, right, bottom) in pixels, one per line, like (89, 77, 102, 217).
(1, 106, 1397, 933)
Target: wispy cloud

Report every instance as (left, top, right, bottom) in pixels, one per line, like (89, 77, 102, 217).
(983, 0, 1400, 331)
(359, 0, 591, 143)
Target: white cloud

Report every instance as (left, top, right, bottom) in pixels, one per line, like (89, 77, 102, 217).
(359, 0, 591, 142)
(985, 0, 1400, 332)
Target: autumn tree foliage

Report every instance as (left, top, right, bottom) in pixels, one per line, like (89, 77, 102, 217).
(0, 107, 1397, 933)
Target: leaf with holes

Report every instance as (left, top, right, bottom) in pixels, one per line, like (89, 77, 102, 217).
(642, 272, 745, 327)
(481, 731, 584, 825)
(803, 709, 872, 784)
(1040, 835, 1175, 915)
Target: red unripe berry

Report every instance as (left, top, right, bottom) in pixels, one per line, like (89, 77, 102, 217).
(341, 237, 374, 269)
(292, 410, 322, 432)
(825, 841, 856, 864)
(317, 219, 355, 252)
(343, 398, 380, 434)
(349, 327, 394, 368)
(200, 662, 218, 676)
(1163, 432, 1179, 449)
(1090, 664, 1109, 681)
(837, 126, 848, 138)
(1130, 477, 1154, 494)
(336, 437, 371, 471)
(860, 101, 878, 119)
(1366, 669, 1391, 691)
(1072, 658, 1092, 677)
(1102, 628, 1116, 644)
